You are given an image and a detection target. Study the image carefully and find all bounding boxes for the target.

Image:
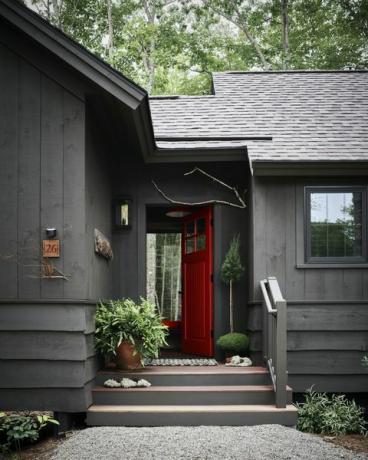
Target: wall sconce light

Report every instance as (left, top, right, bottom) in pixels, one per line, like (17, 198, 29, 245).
(45, 227, 57, 238)
(114, 199, 131, 229)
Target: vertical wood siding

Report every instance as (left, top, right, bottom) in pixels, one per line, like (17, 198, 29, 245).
(0, 36, 108, 410)
(250, 176, 368, 392)
(0, 42, 87, 301)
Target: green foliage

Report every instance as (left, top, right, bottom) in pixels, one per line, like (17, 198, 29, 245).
(216, 332, 249, 354)
(28, 0, 368, 96)
(221, 235, 244, 284)
(94, 298, 168, 361)
(295, 387, 367, 435)
(0, 412, 59, 452)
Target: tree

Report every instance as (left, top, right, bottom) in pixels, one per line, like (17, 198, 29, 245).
(281, 0, 289, 69)
(221, 235, 244, 333)
(25, 0, 368, 95)
(201, 0, 273, 69)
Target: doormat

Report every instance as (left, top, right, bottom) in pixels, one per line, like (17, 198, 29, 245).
(144, 358, 218, 366)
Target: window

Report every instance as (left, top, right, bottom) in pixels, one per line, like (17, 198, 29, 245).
(184, 218, 206, 254)
(305, 187, 367, 263)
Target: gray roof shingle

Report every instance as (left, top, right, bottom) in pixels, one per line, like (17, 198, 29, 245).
(149, 71, 368, 163)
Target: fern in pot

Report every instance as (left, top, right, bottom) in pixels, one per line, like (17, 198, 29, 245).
(94, 298, 168, 369)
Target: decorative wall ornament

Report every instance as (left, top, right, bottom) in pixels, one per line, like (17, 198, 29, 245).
(94, 229, 113, 261)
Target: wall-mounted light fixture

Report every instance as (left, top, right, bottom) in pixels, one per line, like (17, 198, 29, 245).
(45, 227, 57, 238)
(114, 199, 132, 229)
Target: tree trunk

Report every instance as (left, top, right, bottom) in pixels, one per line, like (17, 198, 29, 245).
(207, 1, 271, 70)
(106, 0, 114, 59)
(281, 0, 290, 70)
(229, 279, 234, 333)
(160, 235, 167, 315)
(241, 24, 271, 70)
(51, 0, 63, 30)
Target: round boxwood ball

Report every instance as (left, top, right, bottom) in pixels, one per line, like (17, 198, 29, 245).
(216, 332, 249, 355)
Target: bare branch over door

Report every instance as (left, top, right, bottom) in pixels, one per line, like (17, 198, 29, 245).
(152, 167, 246, 209)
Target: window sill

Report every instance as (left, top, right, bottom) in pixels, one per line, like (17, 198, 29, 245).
(296, 263, 368, 269)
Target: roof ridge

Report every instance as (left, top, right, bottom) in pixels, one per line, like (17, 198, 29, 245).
(213, 70, 368, 75)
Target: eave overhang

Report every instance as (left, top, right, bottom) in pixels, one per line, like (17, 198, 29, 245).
(251, 160, 368, 176)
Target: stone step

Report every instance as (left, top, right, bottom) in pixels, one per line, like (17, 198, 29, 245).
(96, 366, 270, 386)
(92, 385, 293, 406)
(86, 404, 298, 427)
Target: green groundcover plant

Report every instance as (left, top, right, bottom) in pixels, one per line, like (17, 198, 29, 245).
(94, 298, 168, 362)
(295, 387, 366, 435)
(0, 412, 59, 453)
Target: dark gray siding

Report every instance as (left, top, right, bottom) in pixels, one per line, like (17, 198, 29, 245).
(0, 41, 87, 300)
(0, 301, 97, 411)
(85, 104, 113, 301)
(112, 158, 249, 357)
(0, 26, 113, 410)
(249, 176, 368, 392)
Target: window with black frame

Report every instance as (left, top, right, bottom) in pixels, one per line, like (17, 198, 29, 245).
(305, 187, 367, 263)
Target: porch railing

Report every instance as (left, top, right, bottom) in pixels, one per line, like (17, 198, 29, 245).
(260, 276, 287, 408)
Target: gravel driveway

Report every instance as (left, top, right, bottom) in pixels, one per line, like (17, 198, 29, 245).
(52, 425, 368, 460)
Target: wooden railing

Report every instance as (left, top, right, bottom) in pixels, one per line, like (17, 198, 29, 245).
(260, 276, 287, 408)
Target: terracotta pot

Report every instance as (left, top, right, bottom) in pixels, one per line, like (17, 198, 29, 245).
(116, 341, 142, 370)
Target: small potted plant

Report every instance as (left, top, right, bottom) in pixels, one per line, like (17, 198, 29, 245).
(217, 234, 249, 360)
(217, 332, 249, 357)
(94, 298, 168, 369)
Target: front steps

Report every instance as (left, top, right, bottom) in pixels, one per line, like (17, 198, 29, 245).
(86, 366, 297, 427)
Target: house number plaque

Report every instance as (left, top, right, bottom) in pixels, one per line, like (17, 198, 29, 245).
(42, 239, 60, 258)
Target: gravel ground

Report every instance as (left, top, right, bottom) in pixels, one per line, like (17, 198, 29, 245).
(52, 425, 368, 460)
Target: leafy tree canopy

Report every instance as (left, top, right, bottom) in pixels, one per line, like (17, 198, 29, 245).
(25, 0, 367, 95)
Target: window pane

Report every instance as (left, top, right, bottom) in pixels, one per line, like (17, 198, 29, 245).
(186, 237, 195, 254)
(186, 221, 195, 237)
(197, 218, 206, 234)
(310, 191, 362, 258)
(197, 234, 206, 251)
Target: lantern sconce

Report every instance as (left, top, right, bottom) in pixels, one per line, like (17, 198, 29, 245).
(45, 227, 57, 238)
(114, 198, 132, 229)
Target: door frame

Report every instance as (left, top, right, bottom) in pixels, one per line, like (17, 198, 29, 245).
(144, 204, 215, 356)
(181, 206, 214, 357)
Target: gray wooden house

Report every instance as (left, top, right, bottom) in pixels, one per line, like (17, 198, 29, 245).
(0, 0, 367, 427)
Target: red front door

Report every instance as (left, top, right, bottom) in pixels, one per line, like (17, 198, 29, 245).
(182, 207, 213, 357)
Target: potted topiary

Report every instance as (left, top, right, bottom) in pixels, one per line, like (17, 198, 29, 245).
(217, 234, 249, 360)
(217, 332, 249, 357)
(94, 298, 168, 369)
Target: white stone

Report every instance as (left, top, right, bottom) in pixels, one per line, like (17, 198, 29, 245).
(137, 379, 151, 387)
(225, 356, 252, 367)
(103, 379, 121, 388)
(121, 378, 138, 388)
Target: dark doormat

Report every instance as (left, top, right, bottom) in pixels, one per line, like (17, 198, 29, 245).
(144, 358, 218, 366)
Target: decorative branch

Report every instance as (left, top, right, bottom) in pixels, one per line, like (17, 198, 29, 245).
(41, 258, 70, 280)
(152, 167, 246, 209)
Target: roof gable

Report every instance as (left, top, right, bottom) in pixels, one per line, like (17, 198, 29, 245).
(0, 0, 146, 110)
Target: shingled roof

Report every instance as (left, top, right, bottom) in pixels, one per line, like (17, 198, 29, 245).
(149, 71, 368, 165)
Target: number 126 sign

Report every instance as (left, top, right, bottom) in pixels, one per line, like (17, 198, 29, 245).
(42, 240, 60, 258)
